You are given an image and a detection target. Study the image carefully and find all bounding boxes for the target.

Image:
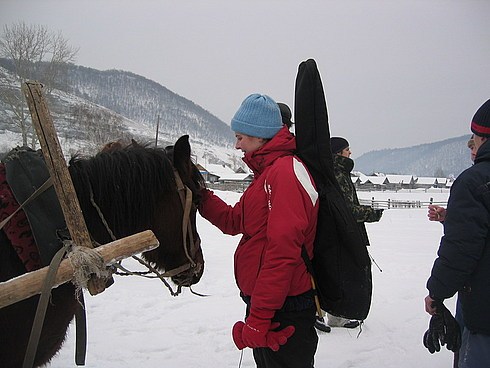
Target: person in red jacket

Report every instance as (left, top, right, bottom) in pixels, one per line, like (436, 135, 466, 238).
(199, 93, 319, 368)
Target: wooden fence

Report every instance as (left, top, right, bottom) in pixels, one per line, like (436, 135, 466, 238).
(359, 197, 447, 209)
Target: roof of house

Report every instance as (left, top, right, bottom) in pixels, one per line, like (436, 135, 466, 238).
(384, 174, 415, 184)
(205, 163, 253, 182)
(363, 176, 388, 185)
(415, 177, 437, 185)
(205, 164, 237, 177)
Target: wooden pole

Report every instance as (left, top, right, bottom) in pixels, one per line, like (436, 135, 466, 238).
(22, 82, 92, 249)
(155, 114, 160, 148)
(0, 230, 159, 309)
(21, 82, 106, 295)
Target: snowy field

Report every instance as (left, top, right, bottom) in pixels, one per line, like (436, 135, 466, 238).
(47, 189, 454, 368)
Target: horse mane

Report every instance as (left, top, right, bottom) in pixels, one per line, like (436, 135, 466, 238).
(68, 142, 176, 239)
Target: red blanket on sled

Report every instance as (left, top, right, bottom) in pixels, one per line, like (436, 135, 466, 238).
(0, 163, 41, 272)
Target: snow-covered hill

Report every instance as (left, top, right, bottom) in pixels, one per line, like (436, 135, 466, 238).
(355, 135, 473, 178)
(0, 60, 243, 170)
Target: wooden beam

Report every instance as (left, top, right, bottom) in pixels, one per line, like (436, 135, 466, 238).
(22, 82, 92, 249)
(22, 82, 107, 295)
(0, 230, 159, 309)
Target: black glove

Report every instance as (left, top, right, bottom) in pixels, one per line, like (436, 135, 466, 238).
(423, 301, 461, 354)
(440, 303, 462, 352)
(423, 312, 444, 353)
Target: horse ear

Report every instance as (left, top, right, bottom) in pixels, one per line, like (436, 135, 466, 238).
(173, 135, 191, 171)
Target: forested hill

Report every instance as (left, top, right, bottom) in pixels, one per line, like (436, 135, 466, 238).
(62, 64, 234, 147)
(355, 135, 473, 177)
(0, 58, 239, 167)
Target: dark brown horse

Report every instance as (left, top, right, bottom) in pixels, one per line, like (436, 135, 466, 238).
(0, 135, 205, 367)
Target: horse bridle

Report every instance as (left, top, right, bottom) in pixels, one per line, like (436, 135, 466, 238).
(88, 169, 202, 293)
(163, 169, 203, 278)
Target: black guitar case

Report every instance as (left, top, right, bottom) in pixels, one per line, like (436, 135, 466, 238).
(295, 59, 372, 320)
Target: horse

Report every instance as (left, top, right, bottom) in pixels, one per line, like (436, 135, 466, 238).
(0, 135, 206, 367)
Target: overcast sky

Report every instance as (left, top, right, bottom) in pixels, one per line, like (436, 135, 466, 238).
(1, 0, 489, 156)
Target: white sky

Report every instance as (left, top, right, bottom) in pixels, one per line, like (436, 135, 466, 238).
(1, 0, 489, 156)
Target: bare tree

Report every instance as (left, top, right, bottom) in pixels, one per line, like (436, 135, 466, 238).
(71, 103, 130, 150)
(0, 21, 78, 147)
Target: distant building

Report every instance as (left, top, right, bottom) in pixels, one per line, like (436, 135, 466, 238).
(414, 177, 437, 189)
(201, 163, 253, 192)
(355, 172, 450, 191)
(435, 177, 448, 188)
(358, 175, 388, 191)
(384, 174, 416, 190)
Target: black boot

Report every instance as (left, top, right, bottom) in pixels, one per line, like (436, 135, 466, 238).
(342, 320, 360, 329)
(314, 316, 331, 333)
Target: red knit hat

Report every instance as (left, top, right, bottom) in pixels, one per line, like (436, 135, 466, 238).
(471, 99, 490, 137)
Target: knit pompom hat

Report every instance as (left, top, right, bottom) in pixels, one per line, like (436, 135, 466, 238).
(330, 137, 349, 154)
(231, 94, 283, 138)
(471, 99, 490, 137)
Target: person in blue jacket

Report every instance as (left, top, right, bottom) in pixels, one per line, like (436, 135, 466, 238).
(425, 99, 490, 368)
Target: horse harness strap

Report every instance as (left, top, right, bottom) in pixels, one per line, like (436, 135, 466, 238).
(129, 171, 199, 282)
(22, 243, 70, 368)
(173, 170, 198, 267)
(89, 170, 198, 281)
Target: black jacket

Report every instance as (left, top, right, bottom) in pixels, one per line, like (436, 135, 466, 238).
(332, 154, 382, 246)
(427, 140, 490, 335)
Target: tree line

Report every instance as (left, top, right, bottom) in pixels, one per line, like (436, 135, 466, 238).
(0, 21, 126, 150)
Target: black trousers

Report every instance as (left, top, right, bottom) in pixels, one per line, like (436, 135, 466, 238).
(252, 306, 318, 368)
(242, 292, 318, 368)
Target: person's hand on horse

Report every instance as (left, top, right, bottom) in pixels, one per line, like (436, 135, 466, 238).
(232, 313, 295, 351)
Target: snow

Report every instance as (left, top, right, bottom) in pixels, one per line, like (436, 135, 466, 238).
(46, 189, 454, 368)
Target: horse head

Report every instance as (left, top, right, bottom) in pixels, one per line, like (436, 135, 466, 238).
(144, 135, 206, 288)
(68, 135, 205, 292)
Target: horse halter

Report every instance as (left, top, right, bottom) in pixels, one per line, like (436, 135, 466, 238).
(162, 169, 203, 280)
(88, 169, 202, 296)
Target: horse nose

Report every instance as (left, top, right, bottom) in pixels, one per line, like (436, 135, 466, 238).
(171, 260, 203, 287)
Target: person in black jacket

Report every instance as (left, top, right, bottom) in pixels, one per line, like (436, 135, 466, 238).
(314, 137, 383, 331)
(426, 135, 476, 368)
(425, 99, 490, 368)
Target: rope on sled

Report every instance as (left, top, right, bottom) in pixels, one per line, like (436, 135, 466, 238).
(67, 243, 112, 295)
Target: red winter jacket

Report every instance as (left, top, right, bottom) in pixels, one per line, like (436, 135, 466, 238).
(199, 127, 319, 320)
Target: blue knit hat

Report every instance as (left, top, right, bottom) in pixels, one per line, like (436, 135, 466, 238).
(231, 94, 283, 138)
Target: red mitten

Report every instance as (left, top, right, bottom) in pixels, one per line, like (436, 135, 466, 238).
(232, 321, 246, 350)
(240, 314, 296, 351)
(240, 317, 270, 349)
(266, 324, 295, 351)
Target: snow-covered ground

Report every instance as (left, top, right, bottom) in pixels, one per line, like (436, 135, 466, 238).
(47, 189, 454, 368)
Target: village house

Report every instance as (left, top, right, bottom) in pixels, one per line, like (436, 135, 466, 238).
(201, 163, 253, 192)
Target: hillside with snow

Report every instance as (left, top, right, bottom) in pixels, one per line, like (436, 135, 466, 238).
(0, 59, 242, 170)
(355, 135, 473, 178)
